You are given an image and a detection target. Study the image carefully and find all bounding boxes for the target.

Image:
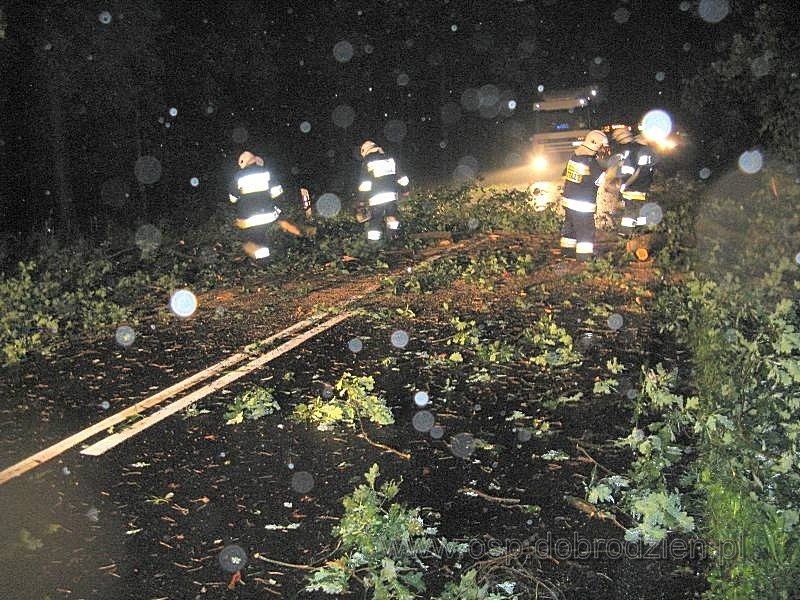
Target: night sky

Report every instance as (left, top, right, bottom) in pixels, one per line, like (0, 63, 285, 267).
(0, 1, 753, 237)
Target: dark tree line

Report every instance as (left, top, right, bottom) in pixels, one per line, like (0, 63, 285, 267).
(681, 1, 800, 166)
(0, 0, 793, 262)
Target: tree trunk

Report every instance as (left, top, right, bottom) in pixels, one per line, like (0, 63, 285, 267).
(45, 58, 74, 237)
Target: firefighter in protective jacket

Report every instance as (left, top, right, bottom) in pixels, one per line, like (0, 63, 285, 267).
(228, 151, 309, 259)
(615, 127, 658, 236)
(357, 140, 409, 242)
(559, 130, 611, 261)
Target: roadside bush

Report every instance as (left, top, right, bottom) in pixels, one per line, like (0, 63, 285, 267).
(652, 166, 800, 597)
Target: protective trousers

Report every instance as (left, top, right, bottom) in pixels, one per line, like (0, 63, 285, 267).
(560, 207, 595, 261)
(620, 192, 647, 235)
(366, 201, 400, 241)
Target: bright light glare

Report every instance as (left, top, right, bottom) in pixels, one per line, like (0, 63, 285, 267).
(531, 155, 548, 172)
(169, 289, 197, 318)
(654, 137, 677, 151)
(640, 109, 672, 141)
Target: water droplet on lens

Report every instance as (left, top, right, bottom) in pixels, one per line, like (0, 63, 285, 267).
(737, 150, 763, 174)
(390, 330, 409, 348)
(607, 313, 624, 330)
(413, 391, 429, 407)
(291, 471, 315, 493)
(218, 544, 248, 573)
(412, 410, 435, 433)
(169, 289, 198, 318)
(115, 325, 136, 348)
(451, 433, 476, 458)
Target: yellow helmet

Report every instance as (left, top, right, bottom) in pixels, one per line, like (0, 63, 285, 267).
(581, 130, 608, 153)
(360, 140, 382, 158)
(238, 151, 263, 169)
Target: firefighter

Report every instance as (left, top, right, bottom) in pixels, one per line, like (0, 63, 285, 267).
(559, 130, 612, 261)
(357, 140, 409, 242)
(616, 126, 657, 236)
(228, 151, 309, 260)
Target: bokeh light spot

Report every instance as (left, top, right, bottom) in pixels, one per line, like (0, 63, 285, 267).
(589, 56, 610, 79)
(750, 55, 771, 78)
(384, 119, 407, 143)
(134, 155, 162, 185)
(299, 120, 311, 133)
(98, 10, 112, 24)
(169, 289, 198, 318)
(698, 0, 730, 23)
(413, 391, 430, 407)
(190, 177, 200, 187)
(737, 150, 763, 174)
(699, 167, 712, 180)
(347, 338, 363, 353)
(168, 107, 178, 117)
(640, 202, 663, 225)
(451, 432, 476, 458)
(218, 545, 248, 573)
(429, 424, 444, 439)
(291, 471, 315, 493)
(390, 330, 409, 349)
(135, 223, 162, 254)
(332, 104, 355, 129)
(613, 7, 630, 23)
(607, 313, 624, 331)
(640, 110, 672, 141)
(316, 193, 341, 218)
(231, 126, 248, 144)
(115, 325, 136, 348)
(412, 410, 435, 432)
(655, 71, 666, 82)
(333, 40, 354, 63)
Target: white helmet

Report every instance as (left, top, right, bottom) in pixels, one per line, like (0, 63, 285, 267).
(360, 140, 382, 158)
(612, 127, 634, 144)
(581, 130, 608, 153)
(238, 151, 264, 169)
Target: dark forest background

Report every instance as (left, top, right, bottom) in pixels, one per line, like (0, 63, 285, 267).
(0, 0, 797, 262)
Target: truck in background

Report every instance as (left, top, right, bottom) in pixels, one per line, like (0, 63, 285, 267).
(527, 86, 600, 209)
